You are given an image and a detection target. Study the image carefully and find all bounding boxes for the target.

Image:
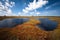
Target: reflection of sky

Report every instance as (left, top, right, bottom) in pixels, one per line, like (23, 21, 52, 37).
(0, 18, 57, 31)
(0, 18, 29, 27)
(0, 0, 60, 16)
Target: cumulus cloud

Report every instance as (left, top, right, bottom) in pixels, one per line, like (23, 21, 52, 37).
(23, 0, 48, 13)
(0, 0, 15, 16)
(31, 10, 41, 16)
(36, 12, 41, 14)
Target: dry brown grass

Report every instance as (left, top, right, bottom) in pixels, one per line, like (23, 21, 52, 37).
(0, 16, 60, 40)
(10, 19, 48, 40)
(48, 29, 60, 40)
(0, 19, 48, 40)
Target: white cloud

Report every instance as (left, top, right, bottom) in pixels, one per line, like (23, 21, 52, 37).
(6, 13, 18, 16)
(18, 12, 21, 15)
(0, 2, 4, 10)
(17, 0, 48, 16)
(23, 0, 48, 13)
(18, 12, 22, 16)
(39, 10, 60, 16)
(45, 3, 59, 9)
(23, 9, 28, 13)
(10, 2, 15, 7)
(6, 9, 12, 14)
(5, 1, 10, 7)
(0, 0, 15, 16)
(36, 12, 41, 14)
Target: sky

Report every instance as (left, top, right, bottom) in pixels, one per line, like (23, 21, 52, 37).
(0, 0, 60, 16)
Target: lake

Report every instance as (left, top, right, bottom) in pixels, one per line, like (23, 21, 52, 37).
(0, 18, 58, 31)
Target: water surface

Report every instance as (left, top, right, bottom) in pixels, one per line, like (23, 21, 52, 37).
(0, 18, 58, 31)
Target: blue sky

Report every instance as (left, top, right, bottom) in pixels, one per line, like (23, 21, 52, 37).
(0, 0, 60, 16)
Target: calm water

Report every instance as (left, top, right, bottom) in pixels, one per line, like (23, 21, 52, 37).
(0, 18, 58, 31)
(38, 18, 57, 31)
(0, 18, 29, 28)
